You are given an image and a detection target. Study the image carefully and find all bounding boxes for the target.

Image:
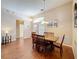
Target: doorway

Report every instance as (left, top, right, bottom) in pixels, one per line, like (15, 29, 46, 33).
(16, 20, 24, 39)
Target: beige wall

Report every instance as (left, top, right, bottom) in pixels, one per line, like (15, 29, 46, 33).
(1, 8, 16, 41)
(72, 28, 77, 59)
(34, 1, 73, 46)
(72, 0, 77, 59)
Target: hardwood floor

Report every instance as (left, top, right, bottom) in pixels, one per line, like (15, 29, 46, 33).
(1, 38, 74, 59)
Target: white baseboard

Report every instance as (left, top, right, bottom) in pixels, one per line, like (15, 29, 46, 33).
(23, 37, 31, 39)
(11, 39, 16, 41)
(63, 44, 73, 48)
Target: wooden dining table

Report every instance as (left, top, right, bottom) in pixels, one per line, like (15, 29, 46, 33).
(45, 35, 58, 42)
(44, 34, 59, 50)
(35, 33, 59, 52)
(36, 33, 58, 42)
(44, 32, 58, 42)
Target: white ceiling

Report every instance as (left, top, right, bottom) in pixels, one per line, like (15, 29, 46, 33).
(2, 0, 72, 17)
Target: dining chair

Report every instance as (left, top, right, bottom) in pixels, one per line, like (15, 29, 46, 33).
(5, 34, 9, 44)
(36, 35, 45, 52)
(2, 36, 5, 45)
(9, 35, 12, 43)
(44, 32, 48, 34)
(36, 35, 53, 53)
(53, 34, 65, 56)
(32, 32, 37, 49)
(44, 32, 54, 51)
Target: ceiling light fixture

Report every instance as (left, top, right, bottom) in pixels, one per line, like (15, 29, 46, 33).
(41, 0, 48, 24)
(33, 17, 44, 23)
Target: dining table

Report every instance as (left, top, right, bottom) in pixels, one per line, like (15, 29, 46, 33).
(44, 33, 59, 50)
(45, 35, 58, 42)
(36, 33, 58, 43)
(32, 32, 59, 52)
(37, 33, 59, 51)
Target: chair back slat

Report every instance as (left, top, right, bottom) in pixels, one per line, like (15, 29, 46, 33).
(32, 32, 36, 38)
(32, 32, 38, 42)
(37, 35, 45, 40)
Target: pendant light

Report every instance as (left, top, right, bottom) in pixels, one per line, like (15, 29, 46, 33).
(41, 0, 48, 24)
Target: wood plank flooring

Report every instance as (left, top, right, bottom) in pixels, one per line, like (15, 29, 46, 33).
(1, 38, 74, 59)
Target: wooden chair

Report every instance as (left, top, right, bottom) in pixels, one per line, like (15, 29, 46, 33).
(36, 35, 53, 53)
(2, 36, 5, 45)
(36, 35, 45, 52)
(32, 32, 37, 49)
(5, 34, 9, 44)
(44, 32, 48, 34)
(9, 35, 12, 43)
(53, 34, 65, 56)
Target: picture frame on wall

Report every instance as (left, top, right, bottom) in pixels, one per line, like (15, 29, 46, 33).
(47, 20, 53, 27)
(74, 3, 77, 28)
(47, 19, 58, 27)
(53, 19, 58, 27)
